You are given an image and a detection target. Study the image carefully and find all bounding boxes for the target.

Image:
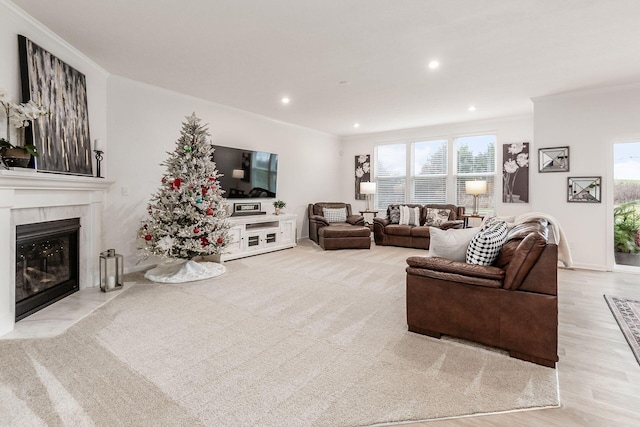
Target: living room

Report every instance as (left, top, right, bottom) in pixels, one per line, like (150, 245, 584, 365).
(1, 1, 640, 425)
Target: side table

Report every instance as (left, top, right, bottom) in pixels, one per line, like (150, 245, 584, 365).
(461, 214, 485, 228)
(359, 210, 379, 231)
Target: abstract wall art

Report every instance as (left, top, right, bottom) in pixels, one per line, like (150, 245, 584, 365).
(19, 35, 93, 175)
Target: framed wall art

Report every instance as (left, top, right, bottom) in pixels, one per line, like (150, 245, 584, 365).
(568, 176, 601, 203)
(18, 35, 93, 176)
(355, 154, 371, 199)
(539, 146, 569, 173)
(502, 142, 529, 203)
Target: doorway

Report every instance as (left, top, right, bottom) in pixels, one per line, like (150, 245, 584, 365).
(613, 142, 640, 268)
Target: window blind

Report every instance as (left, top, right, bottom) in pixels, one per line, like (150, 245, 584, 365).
(374, 143, 406, 210)
(454, 135, 496, 212)
(411, 140, 447, 204)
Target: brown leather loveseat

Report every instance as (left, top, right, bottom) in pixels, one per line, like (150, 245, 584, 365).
(373, 204, 465, 249)
(405, 218, 558, 367)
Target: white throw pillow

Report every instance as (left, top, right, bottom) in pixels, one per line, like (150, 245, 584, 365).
(322, 207, 347, 223)
(428, 227, 480, 262)
(481, 213, 516, 230)
(399, 206, 420, 226)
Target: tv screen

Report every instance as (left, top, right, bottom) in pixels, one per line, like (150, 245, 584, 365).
(212, 145, 278, 199)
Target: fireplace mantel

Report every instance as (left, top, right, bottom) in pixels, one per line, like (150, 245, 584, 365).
(0, 169, 113, 336)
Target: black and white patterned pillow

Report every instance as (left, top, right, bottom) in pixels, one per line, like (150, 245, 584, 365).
(466, 221, 509, 265)
(424, 208, 451, 227)
(388, 205, 401, 224)
(322, 207, 347, 223)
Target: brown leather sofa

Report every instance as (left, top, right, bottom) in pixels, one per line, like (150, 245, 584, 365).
(308, 202, 367, 247)
(373, 204, 465, 249)
(405, 218, 558, 367)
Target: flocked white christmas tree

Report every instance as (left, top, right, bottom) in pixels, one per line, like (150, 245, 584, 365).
(138, 113, 230, 282)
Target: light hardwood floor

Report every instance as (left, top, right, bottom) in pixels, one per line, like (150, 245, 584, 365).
(411, 267, 640, 426)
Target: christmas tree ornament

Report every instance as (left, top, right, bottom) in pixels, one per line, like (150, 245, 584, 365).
(137, 113, 230, 283)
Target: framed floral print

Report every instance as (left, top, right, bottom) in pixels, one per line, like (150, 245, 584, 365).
(503, 142, 529, 203)
(355, 154, 371, 199)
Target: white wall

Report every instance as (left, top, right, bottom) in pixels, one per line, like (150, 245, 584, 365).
(533, 83, 640, 271)
(0, 0, 108, 157)
(340, 114, 534, 218)
(104, 76, 341, 272)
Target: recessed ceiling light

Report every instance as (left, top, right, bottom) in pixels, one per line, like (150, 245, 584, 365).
(353, 123, 360, 128)
(281, 97, 290, 104)
(428, 60, 440, 70)
(468, 105, 477, 111)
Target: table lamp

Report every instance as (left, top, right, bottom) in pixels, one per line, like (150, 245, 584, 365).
(465, 180, 487, 215)
(360, 181, 377, 211)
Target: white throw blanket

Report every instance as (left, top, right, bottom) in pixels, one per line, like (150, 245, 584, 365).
(515, 212, 573, 268)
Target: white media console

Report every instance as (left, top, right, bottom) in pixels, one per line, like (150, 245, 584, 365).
(219, 213, 297, 261)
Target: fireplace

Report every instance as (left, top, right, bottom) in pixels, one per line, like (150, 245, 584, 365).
(15, 218, 80, 321)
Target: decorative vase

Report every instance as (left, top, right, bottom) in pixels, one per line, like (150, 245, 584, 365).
(275, 207, 281, 215)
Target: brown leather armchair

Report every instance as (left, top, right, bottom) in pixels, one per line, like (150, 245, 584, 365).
(308, 202, 365, 244)
(405, 219, 558, 367)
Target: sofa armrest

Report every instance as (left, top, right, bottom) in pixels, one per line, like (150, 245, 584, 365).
(406, 256, 505, 281)
(346, 215, 365, 226)
(373, 217, 390, 227)
(439, 220, 464, 230)
(309, 215, 330, 227)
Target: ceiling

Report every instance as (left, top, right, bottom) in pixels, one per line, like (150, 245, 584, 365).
(11, 0, 640, 136)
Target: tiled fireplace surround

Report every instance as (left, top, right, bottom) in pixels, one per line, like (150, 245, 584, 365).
(0, 170, 112, 336)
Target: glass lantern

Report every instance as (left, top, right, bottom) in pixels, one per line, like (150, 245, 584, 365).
(99, 249, 123, 292)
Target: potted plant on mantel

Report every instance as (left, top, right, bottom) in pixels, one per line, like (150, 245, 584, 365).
(614, 201, 640, 266)
(0, 88, 48, 168)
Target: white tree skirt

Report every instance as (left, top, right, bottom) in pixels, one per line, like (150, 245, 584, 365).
(144, 260, 226, 283)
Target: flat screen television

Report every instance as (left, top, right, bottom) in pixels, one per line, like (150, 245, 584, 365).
(212, 145, 278, 199)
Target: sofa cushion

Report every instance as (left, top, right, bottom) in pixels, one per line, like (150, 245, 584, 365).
(385, 224, 412, 236)
(410, 226, 430, 238)
(466, 221, 509, 265)
(428, 227, 480, 262)
(323, 207, 347, 223)
(502, 232, 547, 290)
(400, 206, 420, 226)
(424, 208, 451, 226)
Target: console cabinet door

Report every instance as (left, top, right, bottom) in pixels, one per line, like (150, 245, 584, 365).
(279, 219, 296, 245)
(226, 225, 244, 254)
(244, 228, 279, 252)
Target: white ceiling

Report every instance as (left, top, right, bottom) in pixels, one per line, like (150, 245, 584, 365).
(11, 0, 640, 136)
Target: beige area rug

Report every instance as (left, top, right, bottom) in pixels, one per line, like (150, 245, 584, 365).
(0, 241, 559, 426)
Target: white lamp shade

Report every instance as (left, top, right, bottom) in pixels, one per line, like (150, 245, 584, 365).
(360, 181, 377, 195)
(465, 180, 487, 196)
(232, 169, 245, 179)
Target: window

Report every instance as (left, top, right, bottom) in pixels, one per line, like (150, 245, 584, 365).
(373, 134, 496, 212)
(412, 140, 447, 204)
(374, 143, 406, 209)
(454, 134, 496, 212)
